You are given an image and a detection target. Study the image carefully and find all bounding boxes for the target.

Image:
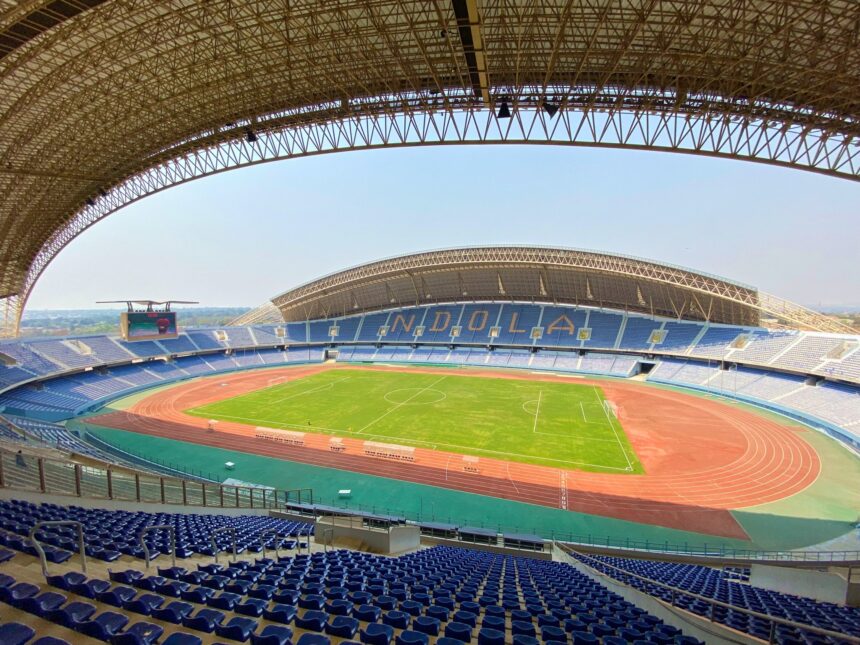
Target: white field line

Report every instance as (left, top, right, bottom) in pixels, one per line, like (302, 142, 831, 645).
(531, 390, 543, 434)
(580, 401, 587, 422)
(527, 391, 616, 441)
(594, 386, 634, 471)
(356, 375, 448, 434)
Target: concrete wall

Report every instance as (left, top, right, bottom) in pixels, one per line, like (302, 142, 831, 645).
(423, 535, 552, 560)
(750, 564, 857, 606)
(313, 518, 420, 554)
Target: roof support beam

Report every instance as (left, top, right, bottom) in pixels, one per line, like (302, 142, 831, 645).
(451, 0, 490, 106)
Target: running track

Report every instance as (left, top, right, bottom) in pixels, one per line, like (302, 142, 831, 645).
(93, 364, 821, 540)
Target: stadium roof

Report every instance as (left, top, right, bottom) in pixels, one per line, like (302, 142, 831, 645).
(1, 1, 858, 335)
(237, 246, 850, 333)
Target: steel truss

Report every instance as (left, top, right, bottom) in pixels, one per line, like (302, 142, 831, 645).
(264, 245, 851, 333)
(1, 103, 857, 337)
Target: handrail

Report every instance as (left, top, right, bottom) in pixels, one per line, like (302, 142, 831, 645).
(560, 544, 860, 645)
(259, 528, 280, 561)
(211, 527, 237, 564)
(322, 528, 334, 552)
(140, 525, 175, 570)
(302, 527, 313, 554)
(30, 520, 87, 578)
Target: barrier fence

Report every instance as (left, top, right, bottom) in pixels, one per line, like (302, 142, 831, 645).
(0, 447, 283, 511)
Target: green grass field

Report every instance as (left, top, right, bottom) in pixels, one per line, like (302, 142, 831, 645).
(186, 369, 642, 472)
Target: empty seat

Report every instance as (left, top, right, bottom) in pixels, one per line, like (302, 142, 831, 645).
(98, 585, 138, 608)
(3, 582, 40, 607)
(541, 625, 567, 643)
(251, 625, 293, 645)
(264, 604, 297, 624)
(326, 615, 360, 638)
(360, 622, 395, 645)
(444, 621, 473, 643)
(295, 610, 328, 632)
(125, 592, 164, 615)
(161, 633, 202, 645)
(47, 571, 87, 590)
(425, 606, 449, 622)
(152, 601, 194, 624)
(299, 594, 326, 610)
(79, 610, 130, 641)
(477, 628, 506, 645)
(21, 591, 66, 617)
(383, 610, 410, 629)
(235, 597, 269, 617)
(0, 622, 35, 645)
(182, 607, 225, 633)
(215, 616, 259, 642)
(453, 610, 478, 628)
(355, 604, 383, 622)
(412, 616, 440, 636)
(511, 621, 536, 637)
(207, 591, 242, 611)
(111, 621, 164, 645)
(50, 600, 97, 628)
(396, 631, 429, 645)
(325, 598, 353, 615)
(296, 635, 331, 645)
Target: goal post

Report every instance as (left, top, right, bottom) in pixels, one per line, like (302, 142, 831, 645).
(603, 399, 617, 418)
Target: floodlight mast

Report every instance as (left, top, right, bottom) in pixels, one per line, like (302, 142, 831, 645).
(96, 300, 198, 313)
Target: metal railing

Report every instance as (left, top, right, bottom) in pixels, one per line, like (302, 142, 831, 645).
(0, 447, 284, 511)
(560, 544, 860, 645)
(30, 520, 87, 577)
(297, 527, 312, 554)
(211, 527, 237, 565)
(140, 525, 175, 570)
(322, 528, 334, 552)
(259, 528, 280, 561)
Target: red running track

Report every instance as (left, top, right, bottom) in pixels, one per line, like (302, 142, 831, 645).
(93, 364, 821, 540)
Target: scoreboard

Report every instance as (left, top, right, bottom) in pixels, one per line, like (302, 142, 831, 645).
(120, 311, 178, 341)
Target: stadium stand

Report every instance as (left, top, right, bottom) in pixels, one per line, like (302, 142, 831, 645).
(570, 551, 860, 642)
(687, 326, 747, 358)
(0, 300, 858, 456)
(0, 343, 63, 376)
(582, 311, 623, 350)
(619, 316, 662, 351)
(0, 516, 713, 645)
(26, 340, 101, 370)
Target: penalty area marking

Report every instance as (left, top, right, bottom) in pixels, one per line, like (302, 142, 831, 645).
(525, 390, 617, 440)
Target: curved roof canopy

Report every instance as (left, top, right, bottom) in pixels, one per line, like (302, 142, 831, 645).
(249, 246, 849, 333)
(1, 1, 858, 335)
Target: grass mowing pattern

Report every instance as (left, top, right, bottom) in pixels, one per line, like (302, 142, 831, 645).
(186, 369, 642, 473)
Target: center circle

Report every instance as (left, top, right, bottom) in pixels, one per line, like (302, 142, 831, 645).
(384, 388, 447, 405)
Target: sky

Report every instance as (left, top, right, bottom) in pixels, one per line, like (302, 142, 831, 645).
(27, 144, 860, 311)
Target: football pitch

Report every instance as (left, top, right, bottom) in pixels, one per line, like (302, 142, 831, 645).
(186, 369, 643, 472)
